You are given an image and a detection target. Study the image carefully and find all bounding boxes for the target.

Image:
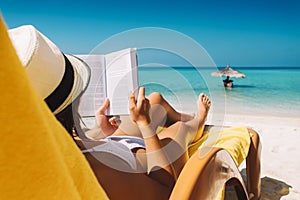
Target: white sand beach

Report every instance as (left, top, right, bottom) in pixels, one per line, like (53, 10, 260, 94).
(206, 113, 300, 199)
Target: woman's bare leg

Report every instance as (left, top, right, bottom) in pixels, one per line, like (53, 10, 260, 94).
(156, 93, 211, 175)
(184, 93, 211, 143)
(147, 92, 194, 126)
(158, 93, 210, 145)
(246, 128, 261, 200)
(116, 92, 194, 137)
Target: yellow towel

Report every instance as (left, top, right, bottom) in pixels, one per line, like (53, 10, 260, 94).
(189, 126, 251, 166)
(189, 126, 251, 200)
(0, 16, 108, 199)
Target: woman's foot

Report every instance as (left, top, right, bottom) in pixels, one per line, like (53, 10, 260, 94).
(197, 93, 211, 121)
(192, 93, 211, 143)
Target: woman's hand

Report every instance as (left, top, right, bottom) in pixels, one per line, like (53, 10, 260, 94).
(129, 87, 151, 126)
(94, 98, 119, 136)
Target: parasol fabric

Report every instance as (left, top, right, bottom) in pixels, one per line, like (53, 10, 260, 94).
(211, 65, 246, 78)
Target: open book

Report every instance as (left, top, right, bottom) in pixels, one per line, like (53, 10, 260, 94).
(76, 48, 138, 117)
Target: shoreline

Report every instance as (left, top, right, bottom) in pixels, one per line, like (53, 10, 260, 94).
(206, 112, 300, 199)
(166, 95, 300, 120)
(207, 112, 300, 127)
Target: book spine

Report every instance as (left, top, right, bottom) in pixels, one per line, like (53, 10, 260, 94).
(103, 56, 109, 115)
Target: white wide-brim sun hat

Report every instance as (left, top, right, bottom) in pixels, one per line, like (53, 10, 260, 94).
(8, 25, 90, 115)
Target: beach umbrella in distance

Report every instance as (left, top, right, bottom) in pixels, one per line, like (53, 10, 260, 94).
(211, 65, 246, 88)
(211, 65, 246, 78)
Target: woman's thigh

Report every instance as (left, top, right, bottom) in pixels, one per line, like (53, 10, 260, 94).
(157, 122, 192, 174)
(118, 104, 167, 137)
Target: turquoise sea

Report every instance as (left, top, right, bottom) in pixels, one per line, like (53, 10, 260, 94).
(138, 67, 300, 118)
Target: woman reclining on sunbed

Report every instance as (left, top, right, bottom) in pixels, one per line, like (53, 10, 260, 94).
(8, 24, 260, 200)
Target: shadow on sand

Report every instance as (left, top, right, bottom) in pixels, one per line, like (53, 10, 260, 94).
(241, 169, 292, 200)
(259, 176, 292, 200)
(224, 169, 292, 199)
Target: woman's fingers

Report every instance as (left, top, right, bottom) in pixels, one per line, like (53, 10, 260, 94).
(128, 87, 151, 125)
(138, 87, 145, 100)
(96, 98, 110, 115)
(137, 87, 146, 108)
(109, 116, 121, 127)
(129, 91, 137, 111)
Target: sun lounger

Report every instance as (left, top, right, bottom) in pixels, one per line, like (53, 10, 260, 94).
(93, 131, 260, 200)
(171, 146, 249, 199)
(171, 125, 262, 200)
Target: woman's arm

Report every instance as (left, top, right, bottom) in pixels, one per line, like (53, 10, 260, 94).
(129, 87, 177, 182)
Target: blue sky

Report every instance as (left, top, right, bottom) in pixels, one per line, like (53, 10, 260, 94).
(1, 0, 300, 66)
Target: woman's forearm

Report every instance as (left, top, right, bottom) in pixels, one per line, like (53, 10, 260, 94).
(138, 125, 176, 180)
(129, 87, 176, 183)
(85, 127, 108, 140)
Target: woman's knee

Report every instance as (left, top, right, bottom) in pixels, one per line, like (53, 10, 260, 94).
(247, 128, 261, 149)
(159, 121, 187, 139)
(247, 128, 259, 140)
(148, 92, 163, 105)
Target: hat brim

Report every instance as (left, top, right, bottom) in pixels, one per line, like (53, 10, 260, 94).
(53, 54, 91, 115)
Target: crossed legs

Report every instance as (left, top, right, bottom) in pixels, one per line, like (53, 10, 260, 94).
(116, 92, 194, 137)
(147, 93, 261, 199)
(154, 93, 211, 176)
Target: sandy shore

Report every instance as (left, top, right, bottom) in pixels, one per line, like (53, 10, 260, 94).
(205, 113, 300, 199)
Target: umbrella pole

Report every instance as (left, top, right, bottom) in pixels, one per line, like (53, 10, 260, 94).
(223, 76, 233, 88)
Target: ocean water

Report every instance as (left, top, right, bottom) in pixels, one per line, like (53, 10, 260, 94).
(138, 67, 300, 118)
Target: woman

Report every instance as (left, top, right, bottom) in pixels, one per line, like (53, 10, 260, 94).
(9, 24, 260, 200)
(56, 87, 211, 199)
(9, 24, 210, 197)
(66, 87, 210, 178)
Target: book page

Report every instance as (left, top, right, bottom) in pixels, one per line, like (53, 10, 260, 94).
(105, 48, 138, 115)
(75, 55, 106, 117)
